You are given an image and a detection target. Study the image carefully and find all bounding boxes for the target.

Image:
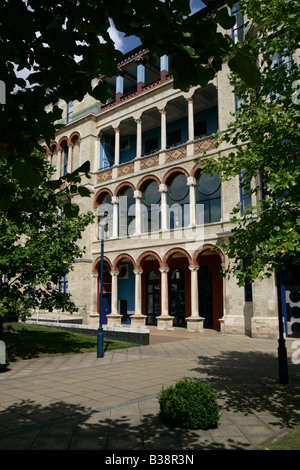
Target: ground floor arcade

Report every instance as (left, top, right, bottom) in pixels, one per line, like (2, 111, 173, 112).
(91, 246, 225, 332)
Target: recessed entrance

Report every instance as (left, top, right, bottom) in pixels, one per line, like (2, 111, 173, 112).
(169, 268, 185, 327)
(146, 269, 160, 325)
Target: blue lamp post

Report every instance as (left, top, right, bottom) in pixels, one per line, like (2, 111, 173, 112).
(96, 208, 108, 358)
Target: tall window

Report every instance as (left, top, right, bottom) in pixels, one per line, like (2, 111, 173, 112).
(119, 187, 135, 237)
(97, 193, 112, 240)
(167, 173, 189, 228)
(231, 2, 244, 43)
(196, 172, 221, 224)
(239, 172, 252, 213)
(66, 101, 73, 123)
(141, 180, 161, 233)
(62, 142, 68, 176)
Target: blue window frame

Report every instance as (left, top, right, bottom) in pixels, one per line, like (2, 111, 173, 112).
(167, 173, 190, 228)
(196, 172, 221, 224)
(239, 171, 252, 213)
(66, 101, 73, 124)
(231, 2, 244, 43)
(58, 273, 68, 294)
(142, 180, 161, 233)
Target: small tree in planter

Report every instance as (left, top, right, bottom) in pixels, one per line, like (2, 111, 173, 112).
(158, 378, 219, 430)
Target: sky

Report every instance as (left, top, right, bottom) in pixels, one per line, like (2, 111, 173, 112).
(108, 0, 206, 54)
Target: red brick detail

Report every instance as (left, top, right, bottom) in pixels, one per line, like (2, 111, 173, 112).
(139, 154, 159, 170)
(97, 169, 112, 184)
(162, 167, 189, 185)
(92, 256, 112, 274)
(165, 146, 187, 163)
(137, 174, 161, 191)
(136, 251, 162, 270)
(93, 188, 113, 208)
(114, 181, 136, 196)
(162, 247, 192, 268)
(117, 162, 134, 177)
(194, 136, 218, 155)
(112, 253, 136, 271)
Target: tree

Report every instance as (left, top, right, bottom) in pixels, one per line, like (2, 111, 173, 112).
(201, 0, 300, 285)
(0, 151, 94, 337)
(0, 0, 261, 218)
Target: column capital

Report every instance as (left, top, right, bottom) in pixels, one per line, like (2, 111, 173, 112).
(133, 269, 143, 275)
(134, 190, 142, 199)
(189, 265, 199, 272)
(159, 267, 169, 274)
(187, 176, 196, 187)
(159, 183, 167, 193)
(110, 271, 119, 277)
(112, 195, 119, 204)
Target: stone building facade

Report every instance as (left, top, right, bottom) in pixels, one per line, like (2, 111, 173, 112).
(42, 19, 284, 340)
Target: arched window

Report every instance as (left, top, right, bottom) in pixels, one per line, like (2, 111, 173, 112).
(61, 141, 68, 176)
(119, 187, 135, 237)
(167, 173, 189, 229)
(141, 180, 161, 233)
(97, 193, 112, 240)
(169, 268, 185, 327)
(196, 172, 221, 224)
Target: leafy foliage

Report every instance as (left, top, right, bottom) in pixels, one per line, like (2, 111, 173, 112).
(200, 0, 300, 283)
(0, 152, 94, 323)
(158, 378, 220, 430)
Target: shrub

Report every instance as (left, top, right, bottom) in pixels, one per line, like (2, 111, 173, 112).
(158, 377, 220, 430)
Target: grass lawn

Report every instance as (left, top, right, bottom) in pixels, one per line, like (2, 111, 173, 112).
(262, 425, 300, 450)
(2, 322, 136, 362)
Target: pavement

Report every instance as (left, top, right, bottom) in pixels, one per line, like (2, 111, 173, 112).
(0, 329, 299, 452)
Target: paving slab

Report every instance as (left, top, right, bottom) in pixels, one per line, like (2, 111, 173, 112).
(0, 333, 299, 452)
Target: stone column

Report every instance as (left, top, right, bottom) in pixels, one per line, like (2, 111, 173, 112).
(187, 176, 196, 227)
(137, 61, 145, 93)
(114, 126, 120, 166)
(160, 108, 167, 150)
(131, 269, 146, 327)
(159, 184, 168, 233)
(134, 190, 142, 236)
(187, 265, 204, 332)
(88, 272, 99, 324)
(67, 143, 73, 173)
(157, 267, 173, 330)
(95, 134, 101, 171)
(187, 97, 194, 141)
(107, 271, 122, 326)
(56, 148, 62, 178)
(136, 118, 142, 159)
(112, 196, 119, 239)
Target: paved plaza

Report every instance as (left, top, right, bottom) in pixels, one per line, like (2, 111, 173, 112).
(0, 331, 299, 451)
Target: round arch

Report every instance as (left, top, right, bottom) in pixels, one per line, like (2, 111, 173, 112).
(136, 251, 162, 270)
(192, 244, 225, 265)
(70, 131, 81, 143)
(92, 256, 113, 274)
(114, 181, 136, 197)
(58, 136, 69, 148)
(93, 188, 113, 208)
(112, 253, 136, 271)
(162, 167, 189, 185)
(137, 175, 161, 191)
(162, 247, 192, 268)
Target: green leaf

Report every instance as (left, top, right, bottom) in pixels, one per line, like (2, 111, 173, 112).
(228, 51, 261, 88)
(215, 7, 236, 30)
(78, 186, 91, 197)
(63, 202, 80, 218)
